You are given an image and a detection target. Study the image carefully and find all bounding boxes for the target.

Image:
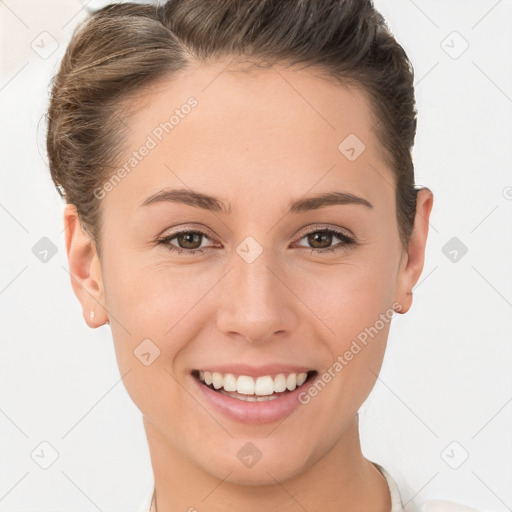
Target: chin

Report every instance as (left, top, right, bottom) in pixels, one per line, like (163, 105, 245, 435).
(198, 445, 311, 486)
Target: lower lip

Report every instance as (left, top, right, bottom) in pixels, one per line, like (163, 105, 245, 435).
(192, 374, 313, 425)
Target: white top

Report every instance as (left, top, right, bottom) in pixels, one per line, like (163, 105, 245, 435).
(138, 463, 482, 512)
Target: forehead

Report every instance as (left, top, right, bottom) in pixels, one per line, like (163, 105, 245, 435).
(125, 59, 379, 152)
(104, 59, 394, 218)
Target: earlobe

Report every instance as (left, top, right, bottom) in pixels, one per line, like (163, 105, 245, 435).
(394, 187, 434, 314)
(63, 204, 107, 328)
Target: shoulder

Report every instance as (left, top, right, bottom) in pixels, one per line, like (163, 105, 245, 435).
(140, 470, 488, 512)
(420, 500, 484, 512)
(138, 487, 154, 512)
(375, 464, 485, 512)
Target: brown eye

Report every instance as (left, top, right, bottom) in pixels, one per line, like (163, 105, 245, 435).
(157, 229, 213, 255)
(295, 227, 356, 254)
(176, 231, 203, 250)
(307, 231, 334, 249)
(156, 226, 355, 257)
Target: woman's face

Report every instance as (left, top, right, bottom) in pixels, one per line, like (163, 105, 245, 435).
(66, 59, 431, 485)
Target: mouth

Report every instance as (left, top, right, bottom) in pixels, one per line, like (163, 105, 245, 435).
(191, 369, 318, 402)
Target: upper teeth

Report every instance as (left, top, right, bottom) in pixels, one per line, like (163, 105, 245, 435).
(198, 371, 308, 396)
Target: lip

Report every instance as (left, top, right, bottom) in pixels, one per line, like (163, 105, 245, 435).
(190, 369, 317, 425)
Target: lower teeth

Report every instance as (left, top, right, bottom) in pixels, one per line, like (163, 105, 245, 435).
(215, 387, 287, 401)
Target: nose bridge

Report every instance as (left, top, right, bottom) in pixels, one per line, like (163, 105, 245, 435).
(216, 242, 297, 343)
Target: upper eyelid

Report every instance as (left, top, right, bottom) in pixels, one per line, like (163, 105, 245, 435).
(293, 224, 353, 240)
(158, 225, 215, 243)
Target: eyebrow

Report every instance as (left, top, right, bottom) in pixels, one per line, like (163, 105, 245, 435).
(140, 188, 373, 214)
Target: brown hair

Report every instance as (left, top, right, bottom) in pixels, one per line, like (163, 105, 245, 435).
(46, 0, 418, 259)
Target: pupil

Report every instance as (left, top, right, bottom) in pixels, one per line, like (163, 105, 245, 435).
(309, 232, 332, 249)
(179, 232, 201, 249)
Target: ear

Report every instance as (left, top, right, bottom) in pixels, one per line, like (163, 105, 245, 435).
(63, 204, 108, 328)
(394, 187, 434, 314)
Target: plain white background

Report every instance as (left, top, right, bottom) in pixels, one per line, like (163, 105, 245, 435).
(0, 0, 511, 511)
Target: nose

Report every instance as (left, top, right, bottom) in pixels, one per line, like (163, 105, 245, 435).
(215, 250, 299, 344)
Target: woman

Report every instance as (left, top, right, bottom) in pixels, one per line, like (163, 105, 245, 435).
(45, 1, 478, 510)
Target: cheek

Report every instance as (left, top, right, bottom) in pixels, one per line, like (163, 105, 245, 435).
(291, 253, 398, 399)
(292, 254, 399, 339)
(103, 263, 203, 422)
(103, 251, 209, 332)
(101, 255, 204, 379)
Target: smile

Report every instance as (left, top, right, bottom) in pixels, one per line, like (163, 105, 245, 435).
(192, 369, 316, 402)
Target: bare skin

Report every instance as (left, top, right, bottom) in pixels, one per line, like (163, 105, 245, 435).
(64, 59, 433, 512)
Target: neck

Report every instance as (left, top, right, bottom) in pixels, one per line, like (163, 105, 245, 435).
(144, 414, 390, 512)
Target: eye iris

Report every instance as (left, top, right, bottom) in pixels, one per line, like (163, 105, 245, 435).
(178, 232, 202, 249)
(308, 231, 332, 249)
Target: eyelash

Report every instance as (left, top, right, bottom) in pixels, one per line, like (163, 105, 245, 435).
(156, 226, 356, 256)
